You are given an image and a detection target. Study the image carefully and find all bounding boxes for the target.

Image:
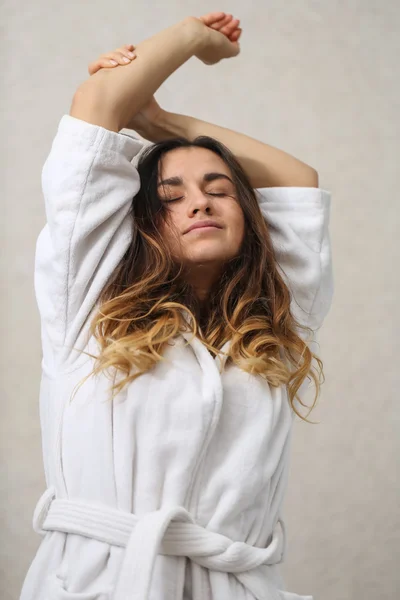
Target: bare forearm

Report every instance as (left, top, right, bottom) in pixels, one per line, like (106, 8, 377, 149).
(144, 111, 318, 188)
(70, 18, 201, 132)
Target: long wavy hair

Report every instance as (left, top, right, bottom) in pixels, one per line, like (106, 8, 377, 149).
(72, 135, 324, 423)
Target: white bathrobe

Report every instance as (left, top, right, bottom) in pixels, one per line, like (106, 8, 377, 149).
(20, 115, 333, 600)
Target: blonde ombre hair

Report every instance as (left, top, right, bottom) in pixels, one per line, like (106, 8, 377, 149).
(72, 136, 324, 423)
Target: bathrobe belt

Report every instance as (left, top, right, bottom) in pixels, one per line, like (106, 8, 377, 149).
(33, 487, 286, 600)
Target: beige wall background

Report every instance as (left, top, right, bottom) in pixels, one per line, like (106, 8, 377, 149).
(1, 0, 399, 598)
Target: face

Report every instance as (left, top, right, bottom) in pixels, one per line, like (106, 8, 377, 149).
(157, 147, 245, 274)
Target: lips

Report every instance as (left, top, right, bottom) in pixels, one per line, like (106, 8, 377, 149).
(185, 220, 222, 234)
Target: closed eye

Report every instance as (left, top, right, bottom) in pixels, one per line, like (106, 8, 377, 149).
(163, 192, 226, 203)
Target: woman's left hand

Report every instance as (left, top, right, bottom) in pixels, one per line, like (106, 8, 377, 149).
(87, 43, 138, 75)
(87, 44, 164, 133)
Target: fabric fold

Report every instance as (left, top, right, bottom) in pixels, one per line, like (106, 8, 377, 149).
(33, 488, 286, 600)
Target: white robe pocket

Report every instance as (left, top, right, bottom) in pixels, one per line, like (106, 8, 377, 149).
(45, 574, 112, 600)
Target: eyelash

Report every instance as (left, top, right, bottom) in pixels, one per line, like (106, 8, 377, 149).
(165, 193, 226, 203)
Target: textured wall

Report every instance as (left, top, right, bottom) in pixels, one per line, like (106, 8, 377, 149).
(1, 1, 399, 598)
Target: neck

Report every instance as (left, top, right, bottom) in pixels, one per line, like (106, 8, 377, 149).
(183, 263, 220, 306)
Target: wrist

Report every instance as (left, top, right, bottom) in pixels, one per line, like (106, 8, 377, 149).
(181, 16, 209, 54)
(135, 112, 175, 143)
(138, 111, 189, 143)
(155, 109, 173, 131)
(156, 110, 187, 139)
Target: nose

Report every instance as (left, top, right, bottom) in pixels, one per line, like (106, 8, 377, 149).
(190, 190, 212, 214)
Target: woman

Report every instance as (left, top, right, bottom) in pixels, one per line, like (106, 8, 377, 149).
(21, 12, 333, 600)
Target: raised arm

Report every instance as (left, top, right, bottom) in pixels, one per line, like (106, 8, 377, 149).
(70, 13, 241, 133)
(136, 110, 319, 188)
(80, 12, 316, 188)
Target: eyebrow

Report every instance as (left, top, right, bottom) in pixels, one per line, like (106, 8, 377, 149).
(157, 172, 234, 188)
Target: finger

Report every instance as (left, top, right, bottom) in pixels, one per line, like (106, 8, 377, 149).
(88, 62, 99, 75)
(114, 48, 137, 60)
(88, 46, 137, 75)
(229, 29, 242, 42)
(209, 14, 232, 30)
(88, 52, 135, 75)
(199, 12, 226, 26)
(117, 45, 136, 58)
(88, 59, 115, 75)
(97, 46, 136, 60)
(108, 50, 136, 65)
(220, 18, 240, 36)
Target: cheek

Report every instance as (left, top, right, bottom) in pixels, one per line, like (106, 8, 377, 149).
(231, 211, 246, 246)
(159, 216, 183, 255)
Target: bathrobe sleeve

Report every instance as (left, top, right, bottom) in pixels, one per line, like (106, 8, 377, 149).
(255, 186, 333, 333)
(34, 115, 144, 371)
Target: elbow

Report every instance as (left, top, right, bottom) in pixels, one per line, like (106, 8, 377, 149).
(313, 170, 319, 188)
(307, 169, 319, 188)
(69, 80, 120, 132)
(283, 169, 320, 188)
(297, 169, 319, 188)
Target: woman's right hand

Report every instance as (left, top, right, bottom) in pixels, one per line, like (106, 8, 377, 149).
(187, 12, 242, 66)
